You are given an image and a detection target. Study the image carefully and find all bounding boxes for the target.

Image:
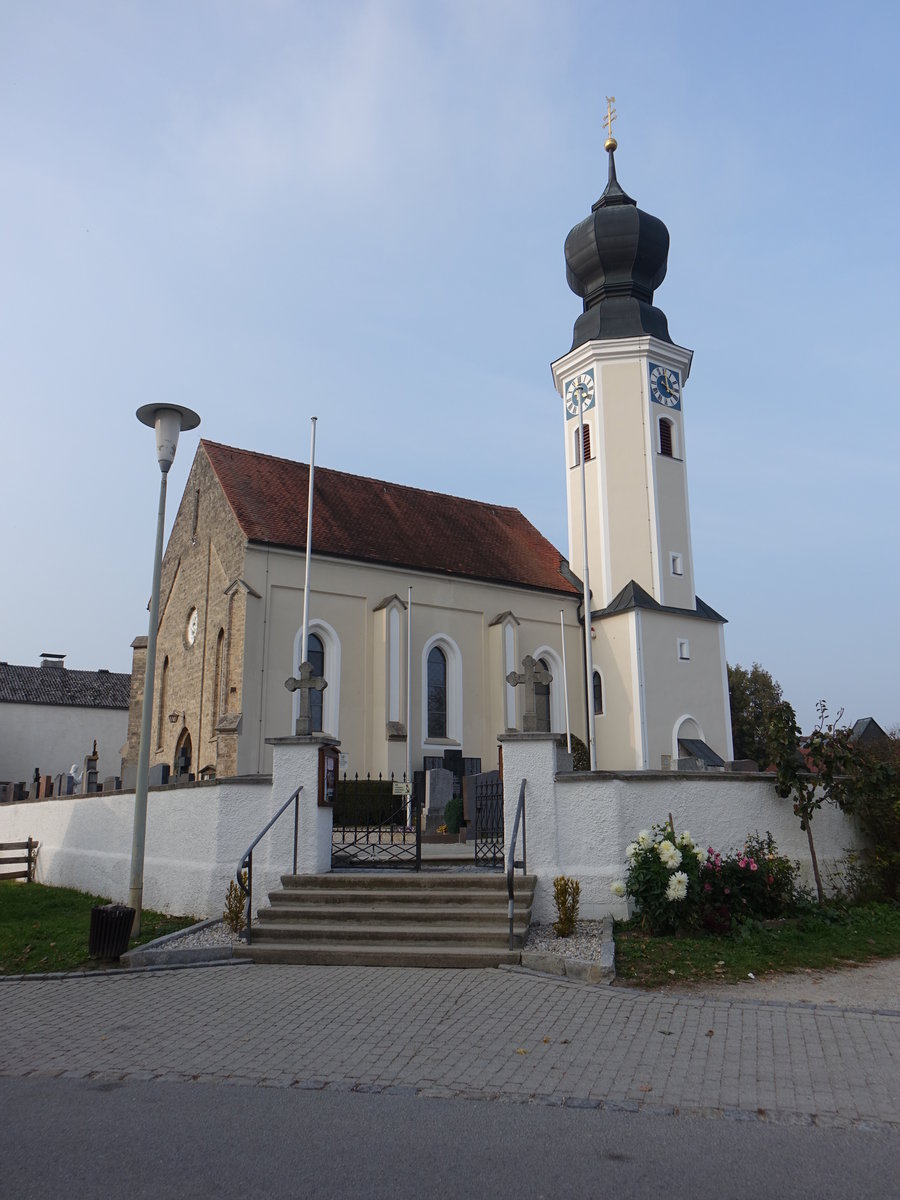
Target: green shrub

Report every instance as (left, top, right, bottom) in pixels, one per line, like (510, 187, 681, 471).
(223, 872, 247, 934)
(615, 822, 705, 935)
(569, 735, 590, 772)
(701, 832, 801, 929)
(443, 795, 463, 835)
(553, 875, 580, 937)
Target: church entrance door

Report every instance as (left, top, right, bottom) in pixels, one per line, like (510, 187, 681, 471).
(174, 729, 193, 781)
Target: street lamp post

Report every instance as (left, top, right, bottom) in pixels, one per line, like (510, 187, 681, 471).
(128, 403, 200, 935)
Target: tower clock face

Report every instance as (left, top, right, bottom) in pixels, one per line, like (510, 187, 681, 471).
(186, 608, 199, 647)
(564, 370, 596, 420)
(649, 363, 681, 408)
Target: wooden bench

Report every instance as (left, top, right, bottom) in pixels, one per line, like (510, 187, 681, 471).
(0, 839, 39, 882)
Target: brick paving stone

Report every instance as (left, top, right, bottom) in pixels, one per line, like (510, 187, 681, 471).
(1, 964, 899, 1127)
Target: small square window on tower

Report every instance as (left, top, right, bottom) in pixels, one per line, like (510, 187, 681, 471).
(670, 553, 683, 576)
(677, 638, 690, 661)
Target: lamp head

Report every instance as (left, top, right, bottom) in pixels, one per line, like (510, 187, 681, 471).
(136, 403, 201, 473)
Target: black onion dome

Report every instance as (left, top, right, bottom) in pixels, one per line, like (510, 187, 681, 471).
(564, 149, 672, 348)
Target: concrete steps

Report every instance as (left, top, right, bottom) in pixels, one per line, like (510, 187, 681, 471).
(234, 870, 535, 969)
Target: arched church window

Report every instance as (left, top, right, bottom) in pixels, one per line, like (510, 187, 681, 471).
(593, 670, 603, 716)
(156, 656, 168, 749)
(427, 646, 447, 738)
(535, 658, 551, 733)
(306, 633, 325, 733)
(659, 417, 673, 458)
(213, 629, 224, 720)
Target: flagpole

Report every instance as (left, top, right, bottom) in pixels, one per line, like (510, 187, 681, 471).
(560, 608, 571, 755)
(300, 417, 317, 667)
(576, 390, 597, 770)
(406, 585, 413, 826)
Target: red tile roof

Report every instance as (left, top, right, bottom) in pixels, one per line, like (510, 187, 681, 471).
(202, 441, 577, 595)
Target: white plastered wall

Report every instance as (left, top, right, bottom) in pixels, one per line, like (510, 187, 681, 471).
(501, 735, 864, 924)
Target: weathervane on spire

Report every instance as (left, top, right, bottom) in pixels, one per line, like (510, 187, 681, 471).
(604, 95, 618, 152)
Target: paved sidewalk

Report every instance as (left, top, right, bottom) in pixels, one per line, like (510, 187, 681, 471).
(1, 963, 898, 1131)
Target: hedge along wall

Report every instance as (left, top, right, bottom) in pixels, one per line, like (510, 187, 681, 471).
(499, 734, 867, 924)
(0, 775, 290, 918)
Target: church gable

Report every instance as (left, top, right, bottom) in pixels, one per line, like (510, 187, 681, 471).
(202, 440, 577, 596)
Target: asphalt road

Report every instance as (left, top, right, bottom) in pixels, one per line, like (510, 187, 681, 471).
(2, 1075, 899, 1200)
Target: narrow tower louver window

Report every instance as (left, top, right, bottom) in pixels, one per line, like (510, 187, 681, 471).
(659, 418, 673, 457)
(582, 424, 592, 461)
(573, 426, 581, 467)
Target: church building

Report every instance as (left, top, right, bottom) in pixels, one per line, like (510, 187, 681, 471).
(121, 134, 733, 786)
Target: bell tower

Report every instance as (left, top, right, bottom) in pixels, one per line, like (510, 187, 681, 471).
(551, 110, 733, 770)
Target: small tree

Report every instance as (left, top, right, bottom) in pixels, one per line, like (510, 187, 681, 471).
(768, 701, 859, 903)
(841, 731, 900, 900)
(728, 662, 786, 766)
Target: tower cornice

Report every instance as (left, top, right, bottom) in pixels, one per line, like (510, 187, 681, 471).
(551, 336, 693, 394)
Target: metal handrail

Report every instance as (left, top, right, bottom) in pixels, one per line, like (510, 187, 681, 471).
(236, 785, 301, 943)
(506, 779, 527, 951)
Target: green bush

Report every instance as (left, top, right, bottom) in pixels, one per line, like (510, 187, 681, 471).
(702, 832, 801, 927)
(553, 875, 580, 937)
(569, 735, 590, 772)
(443, 795, 463, 835)
(614, 824, 803, 937)
(223, 872, 247, 934)
(615, 822, 705, 935)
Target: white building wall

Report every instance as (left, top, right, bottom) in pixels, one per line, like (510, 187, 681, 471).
(0, 703, 128, 786)
(0, 777, 279, 918)
(501, 735, 865, 924)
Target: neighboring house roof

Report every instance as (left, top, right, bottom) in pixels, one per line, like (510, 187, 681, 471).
(851, 717, 888, 746)
(0, 663, 131, 710)
(591, 579, 726, 623)
(202, 440, 579, 596)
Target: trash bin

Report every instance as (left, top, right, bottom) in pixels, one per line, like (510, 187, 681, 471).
(88, 904, 135, 959)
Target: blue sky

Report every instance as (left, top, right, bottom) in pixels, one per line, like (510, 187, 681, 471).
(1, 0, 897, 733)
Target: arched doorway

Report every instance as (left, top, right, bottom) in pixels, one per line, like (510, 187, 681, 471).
(174, 728, 193, 780)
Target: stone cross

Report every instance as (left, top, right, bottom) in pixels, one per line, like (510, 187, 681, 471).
(285, 660, 327, 736)
(506, 654, 552, 733)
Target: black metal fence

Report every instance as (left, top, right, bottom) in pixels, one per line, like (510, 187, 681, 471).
(331, 772, 421, 869)
(473, 776, 504, 867)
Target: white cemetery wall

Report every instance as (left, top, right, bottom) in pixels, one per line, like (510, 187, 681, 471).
(500, 735, 867, 924)
(0, 702, 127, 787)
(0, 776, 295, 919)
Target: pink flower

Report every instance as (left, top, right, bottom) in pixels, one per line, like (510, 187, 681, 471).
(750, 861, 758, 871)
(739, 857, 747, 869)
(704, 883, 712, 893)
(724, 887, 731, 895)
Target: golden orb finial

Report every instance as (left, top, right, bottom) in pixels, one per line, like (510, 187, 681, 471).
(603, 95, 618, 152)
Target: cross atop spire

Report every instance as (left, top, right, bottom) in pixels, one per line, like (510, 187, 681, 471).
(604, 95, 618, 152)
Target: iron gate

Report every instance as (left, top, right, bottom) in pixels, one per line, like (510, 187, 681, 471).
(473, 776, 504, 867)
(331, 772, 421, 869)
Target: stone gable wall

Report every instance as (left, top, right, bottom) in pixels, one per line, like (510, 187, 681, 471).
(122, 446, 249, 782)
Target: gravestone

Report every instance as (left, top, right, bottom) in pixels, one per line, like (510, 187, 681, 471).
(284, 661, 327, 737)
(82, 743, 99, 794)
(506, 655, 552, 733)
(424, 768, 454, 834)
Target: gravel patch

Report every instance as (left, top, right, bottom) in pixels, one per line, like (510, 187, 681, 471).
(121, 918, 243, 967)
(524, 920, 608, 961)
(164, 919, 242, 950)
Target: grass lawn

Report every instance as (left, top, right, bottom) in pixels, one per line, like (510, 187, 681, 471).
(0, 881, 197, 975)
(614, 902, 900, 988)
